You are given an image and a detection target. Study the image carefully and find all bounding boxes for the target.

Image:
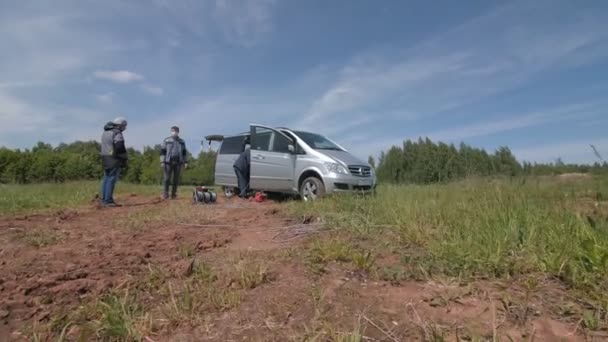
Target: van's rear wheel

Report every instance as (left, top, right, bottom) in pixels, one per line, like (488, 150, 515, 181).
(300, 177, 325, 202)
(223, 186, 236, 198)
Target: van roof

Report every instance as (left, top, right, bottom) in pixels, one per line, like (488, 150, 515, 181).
(208, 126, 298, 141)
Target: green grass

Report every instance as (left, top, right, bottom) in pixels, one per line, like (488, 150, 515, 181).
(0, 181, 174, 215)
(306, 238, 376, 275)
(291, 176, 608, 302)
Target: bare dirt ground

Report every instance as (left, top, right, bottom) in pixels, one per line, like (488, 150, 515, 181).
(0, 194, 598, 341)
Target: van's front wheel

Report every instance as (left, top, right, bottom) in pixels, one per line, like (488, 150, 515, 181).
(300, 177, 325, 202)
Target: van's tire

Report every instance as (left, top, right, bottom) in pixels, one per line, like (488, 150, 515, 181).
(223, 186, 236, 198)
(300, 177, 325, 202)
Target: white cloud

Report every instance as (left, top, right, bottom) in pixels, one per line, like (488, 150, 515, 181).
(96, 93, 114, 104)
(298, 0, 608, 135)
(93, 70, 143, 83)
(334, 100, 608, 162)
(142, 84, 164, 96)
(0, 89, 106, 145)
(151, 0, 278, 47)
(298, 53, 470, 129)
(422, 102, 603, 142)
(212, 0, 277, 47)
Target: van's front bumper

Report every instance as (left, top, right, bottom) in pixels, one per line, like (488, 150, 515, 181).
(322, 173, 377, 194)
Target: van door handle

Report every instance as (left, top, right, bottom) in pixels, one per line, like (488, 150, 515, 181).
(254, 154, 265, 160)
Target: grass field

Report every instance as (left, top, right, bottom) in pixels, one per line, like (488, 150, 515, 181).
(0, 181, 187, 215)
(291, 177, 608, 302)
(2, 176, 608, 340)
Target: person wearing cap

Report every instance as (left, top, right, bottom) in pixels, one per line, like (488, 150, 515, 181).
(160, 126, 188, 199)
(99, 117, 128, 207)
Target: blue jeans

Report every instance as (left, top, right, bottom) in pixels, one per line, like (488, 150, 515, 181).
(100, 167, 121, 204)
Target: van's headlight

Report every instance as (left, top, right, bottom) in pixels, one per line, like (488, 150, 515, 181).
(325, 162, 349, 175)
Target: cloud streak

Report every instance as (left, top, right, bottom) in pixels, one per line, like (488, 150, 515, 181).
(337, 100, 608, 163)
(0, 90, 106, 145)
(93, 70, 143, 83)
(299, 0, 608, 134)
(141, 84, 164, 96)
(423, 102, 605, 142)
(212, 0, 277, 47)
(96, 93, 114, 104)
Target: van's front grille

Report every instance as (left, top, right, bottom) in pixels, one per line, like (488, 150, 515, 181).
(348, 165, 371, 177)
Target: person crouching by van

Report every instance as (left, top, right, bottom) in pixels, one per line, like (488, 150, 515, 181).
(233, 139, 250, 198)
(100, 117, 128, 207)
(160, 126, 188, 200)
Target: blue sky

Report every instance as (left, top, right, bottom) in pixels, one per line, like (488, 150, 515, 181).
(1, 0, 607, 163)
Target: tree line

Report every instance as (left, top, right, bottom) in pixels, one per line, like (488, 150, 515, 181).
(0, 141, 215, 185)
(373, 138, 608, 184)
(0, 138, 606, 185)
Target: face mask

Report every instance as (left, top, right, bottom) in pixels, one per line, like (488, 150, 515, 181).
(171, 131, 178, 137)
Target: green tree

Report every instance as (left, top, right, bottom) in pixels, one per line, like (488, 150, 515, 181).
(368, 155, 376, 168)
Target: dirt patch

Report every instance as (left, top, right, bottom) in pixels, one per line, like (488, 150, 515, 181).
(0, 193, 593, 341)
(0, 195, 286, 338)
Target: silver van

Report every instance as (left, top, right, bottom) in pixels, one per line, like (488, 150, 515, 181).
(207, 124, 377, 201)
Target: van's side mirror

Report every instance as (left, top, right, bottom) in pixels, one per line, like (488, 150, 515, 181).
(288, 144, 295, 153)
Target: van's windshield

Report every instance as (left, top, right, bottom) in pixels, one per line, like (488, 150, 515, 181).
(292, 131, 344, 151)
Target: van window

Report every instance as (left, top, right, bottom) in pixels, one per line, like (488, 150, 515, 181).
(272, 133, 293, 153)
(281, 131, 306, 154)
(252, 127, 272, 151)
(293, 131, 343, 151)
(219, 136, 247, 154)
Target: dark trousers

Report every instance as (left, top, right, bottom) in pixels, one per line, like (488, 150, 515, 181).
(234, 166, 249, 198)
(163, 163, 182, 198)
(100, 167, 121, 204)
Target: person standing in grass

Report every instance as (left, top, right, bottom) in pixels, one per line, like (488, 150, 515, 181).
(99, 117, 128, 207)
(160, 126, 188, 200)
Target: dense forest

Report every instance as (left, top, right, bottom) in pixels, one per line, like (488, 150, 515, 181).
(373, 138, 608, 184)
(0, 141, 216, 185)
(0, 138, 606, 185)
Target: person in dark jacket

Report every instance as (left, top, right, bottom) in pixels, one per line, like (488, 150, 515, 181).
(100, 117, 128, 207)
(233, 137, 250, 198)
(160, 126, 188, 199)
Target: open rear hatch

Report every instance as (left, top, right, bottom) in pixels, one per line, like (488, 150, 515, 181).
(205, 134, 225, 142)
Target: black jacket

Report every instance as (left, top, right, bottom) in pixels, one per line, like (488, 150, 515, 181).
(233, 148, 250, 172)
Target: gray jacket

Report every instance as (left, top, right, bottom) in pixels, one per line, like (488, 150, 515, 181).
(160, 136, 187, 165)
(100, 122, 128, 169)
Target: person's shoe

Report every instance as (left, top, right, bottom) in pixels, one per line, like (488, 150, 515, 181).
(171, 195, 177, 200)
(103, 202, 121, 208)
